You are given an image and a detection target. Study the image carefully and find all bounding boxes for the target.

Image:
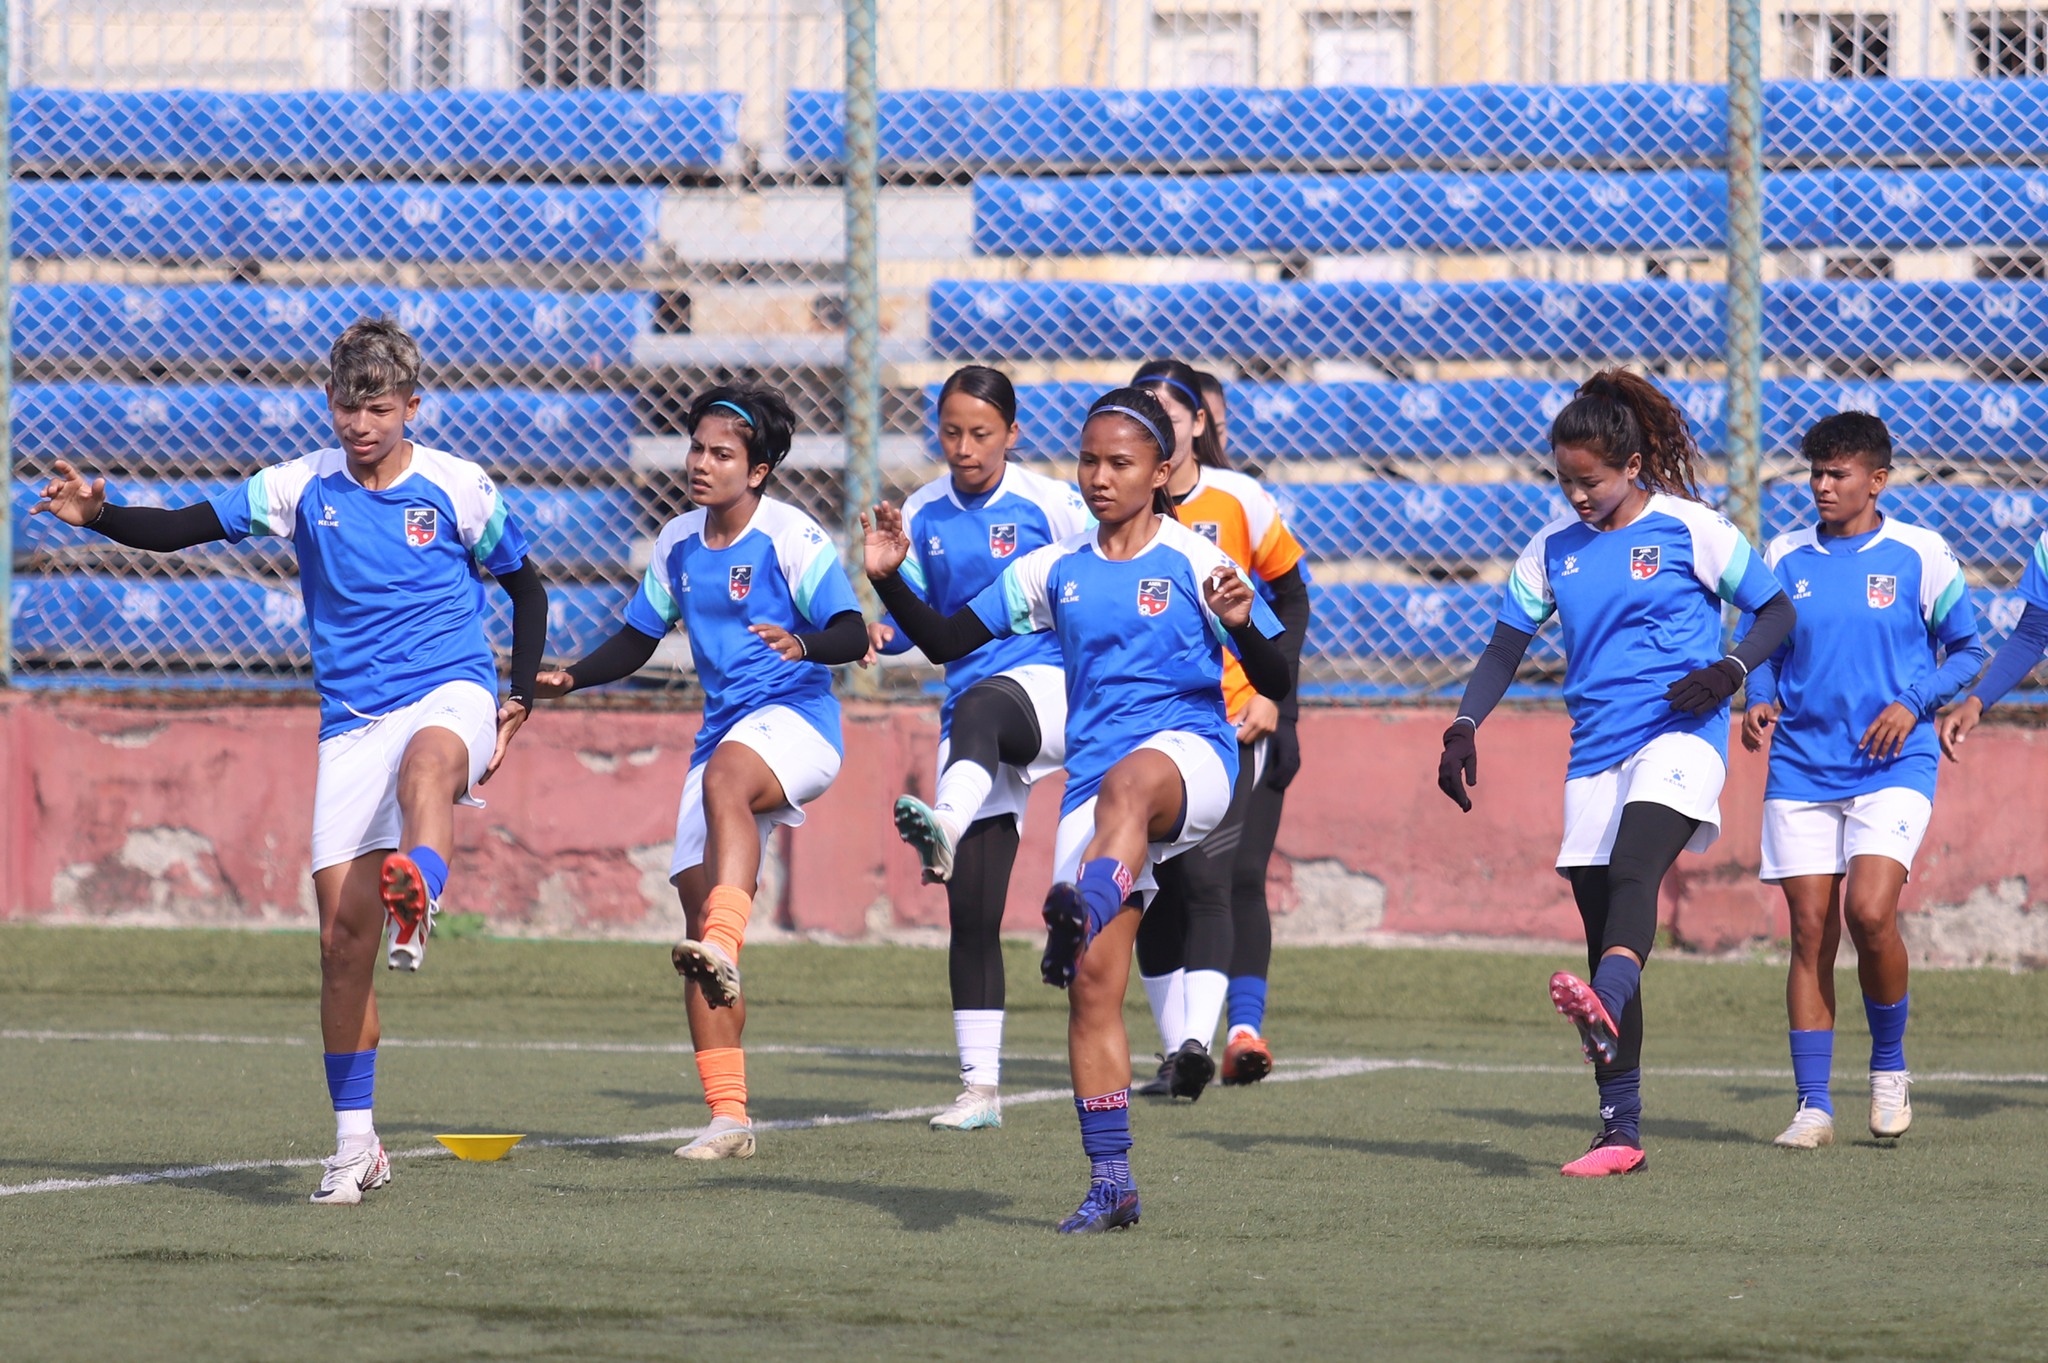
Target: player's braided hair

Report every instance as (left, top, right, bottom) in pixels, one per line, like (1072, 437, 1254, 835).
(1085, 386, 1178, 519)
(1549, 368, 1703, 502)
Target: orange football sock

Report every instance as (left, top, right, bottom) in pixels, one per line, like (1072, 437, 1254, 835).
(702, 884, 753, 961)
(694, 1047, 749, 1122)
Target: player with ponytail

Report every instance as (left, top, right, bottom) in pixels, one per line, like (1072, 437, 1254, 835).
(863, 386, 1292, 1232)
(1436, 369, 1795, 1177)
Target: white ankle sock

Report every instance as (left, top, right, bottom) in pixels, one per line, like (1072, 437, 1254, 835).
(953, 1009, 1004, 1087)
(1141, 971, 1186, 1053)
(1182, 970, 1228, 1052)
(931, 761, 994, 843)
(336, 1108, 375, 1143)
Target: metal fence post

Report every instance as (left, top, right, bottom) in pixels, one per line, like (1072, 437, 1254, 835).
(1724, 0, 1765, 550)
(0, 2, 13, 686)
(840, 0, 882, 696)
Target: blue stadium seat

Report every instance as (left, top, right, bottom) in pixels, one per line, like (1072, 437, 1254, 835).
(1303, 582, 1564, 664)
(485, 581, 633, 660)
(17, 284, 649, 370)
(1760, 483, 2048, 567)
(792, 80, 2048, 174)
(16, 181, 660, 266)
(18, 381, 638, 473)
(929, 279, 2048, 364)
(9, 574, 312, 665)
(11, 477, 641, 574)
(13, 88, 741, 177)
(988, 378, 2048, 462)
(1272, 482, 1565, 561)
(972, 169, 2048, 257)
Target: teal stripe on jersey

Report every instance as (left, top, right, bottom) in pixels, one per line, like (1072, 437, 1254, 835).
(792, 548, 834, 622)
(639, 561, 681, 627)
(473, 495, 509, 563)
(246, 468, 274, 537)
(1717, 534, 1755, 602)
(2035, 536, 2048, 580)
(1001, 568, 1034, 633)
(900, 555, 927, 594)
(1929, 569, 1964, 628)
(1508, 570, 1552, 624)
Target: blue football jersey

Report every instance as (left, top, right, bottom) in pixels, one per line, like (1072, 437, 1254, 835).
(2021, 530, 2048, 612)
(1749, 519, 1979, 803)
(895, 464, 1092, 729)
(966, 517, 1284, 814)
(208, 444, 529, 739)
(625, 497, 862, 769)
(1498, 493, 1783, 779)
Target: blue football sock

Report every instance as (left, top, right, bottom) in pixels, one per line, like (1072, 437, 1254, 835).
(1590, 953, 1642, 1024)
(408, 846, 449, 901)
(323, 1049, 376, 1111)
(1788, 1029, 1835, 1114)
(1075, 1090, 1132, 1184)
(1596, 1066, 1641, 1145)
(1865, 993, 1909, 1073)
(1075, 858, 1131, 941)
(1227, 976, 1269, 1035)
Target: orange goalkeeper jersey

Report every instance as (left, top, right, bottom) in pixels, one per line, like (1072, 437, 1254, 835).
(1173, 466, 1305, 716)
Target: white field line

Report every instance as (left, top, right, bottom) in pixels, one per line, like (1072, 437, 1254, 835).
(3, 1048, 2045, 1201)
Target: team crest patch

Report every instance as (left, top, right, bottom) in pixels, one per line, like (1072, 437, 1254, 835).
(1867, 574, 1897, 609)
(1137, 577, 1172, 617)
(728, 565, 753, 601)
(1629, 546, 1660, 580)
(1192, 521, 1221, 544)
(403, 507, 437, 547)
(989, 523, 1017, 558)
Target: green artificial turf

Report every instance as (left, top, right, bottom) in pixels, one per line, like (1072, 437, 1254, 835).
(2, 925, 2045, 1361)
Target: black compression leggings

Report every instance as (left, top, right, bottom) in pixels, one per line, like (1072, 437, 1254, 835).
(1135, 742, 1259, 979)
(1565, 800, 1700, 1074)
(942, 677, 1043, 1013)
(1228, 781, 1284, 982)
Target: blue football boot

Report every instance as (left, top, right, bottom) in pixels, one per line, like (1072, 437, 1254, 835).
(1057, 1179, 1141, 1234)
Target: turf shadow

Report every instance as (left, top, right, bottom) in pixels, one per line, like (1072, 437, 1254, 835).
(1187, 1130, 1544, 1178)
(1448, 1106, 1758, 1145)
(706, 1175, 1019, 1231)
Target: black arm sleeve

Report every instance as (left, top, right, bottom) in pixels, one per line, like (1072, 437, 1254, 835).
(793, 609, 869, 666)
(1265, 565, 1313, 721)
(871, 571, 997, 664)
(1455, 622, 1536, 727)
(91, 501, 229, 553)
(493, 561, 548, 707)
(1729, 591, 1795, 675)
(1230, 623, 1293, 702)
(565, 625, 662, 692)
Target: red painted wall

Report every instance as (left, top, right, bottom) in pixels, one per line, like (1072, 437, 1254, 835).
(3, 692, 2043, 949)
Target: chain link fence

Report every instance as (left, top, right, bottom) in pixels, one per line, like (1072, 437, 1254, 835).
(6, 0, 2048, 701)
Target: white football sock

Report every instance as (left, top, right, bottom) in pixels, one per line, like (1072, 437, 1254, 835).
(336, 1108, 375, 1144)
(953, 1009, 1004, 1088)
(1182, 970, 1229, 1052)
(930, 761, 995, 845)
(1141, 970, 1186, 1054)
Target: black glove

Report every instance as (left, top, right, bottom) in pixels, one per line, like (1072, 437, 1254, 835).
(1265, 714, 1301, 792)
(1437, 719, 1478, 812)
(1664, 657, 1747, 717)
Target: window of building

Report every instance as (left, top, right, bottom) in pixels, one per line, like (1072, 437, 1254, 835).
(1305, 11, 1413, 85)
(1967, 12, 2048, 75)
(1782, 12, 1893, 77)
(520, 0, 652, 91)
(349, 3, 463, 91)
(1149, 11, 1258, 86)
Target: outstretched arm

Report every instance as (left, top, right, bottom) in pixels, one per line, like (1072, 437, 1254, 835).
(477, 561, 549, 784)
(536, 624, 664, 697)
(34, 461, 229, 551)
(868, 572, 997, 664)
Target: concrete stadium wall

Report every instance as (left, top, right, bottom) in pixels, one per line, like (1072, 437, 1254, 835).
(3, 692, 2044, 963)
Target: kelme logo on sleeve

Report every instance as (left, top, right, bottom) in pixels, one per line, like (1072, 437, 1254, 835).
(1629, 546, 1660, 580)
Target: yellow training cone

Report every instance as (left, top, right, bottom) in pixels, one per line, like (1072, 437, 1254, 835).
(435, 1134, 525, 1162)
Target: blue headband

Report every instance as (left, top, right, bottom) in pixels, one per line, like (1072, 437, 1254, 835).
(1093, 404, 1171, 459)
(1142, 374, 1203, 413)
(708, 399, 754, 425)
